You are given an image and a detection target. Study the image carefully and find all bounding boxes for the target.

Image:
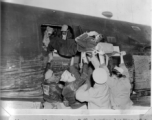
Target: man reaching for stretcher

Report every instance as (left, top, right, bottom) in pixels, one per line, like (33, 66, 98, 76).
(60, 53, 89, 108)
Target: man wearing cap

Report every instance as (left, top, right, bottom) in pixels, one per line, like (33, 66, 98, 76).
(58, 24, 77, 57)
(75, 52, 111, 109)
(106, 51, 133, 110)
(61, 24, 69, 40)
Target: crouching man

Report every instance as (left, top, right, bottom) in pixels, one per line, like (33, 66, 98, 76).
(42, 53, 64, 109)
(60, 53, 89, 109)
(106, 51, 133, 110)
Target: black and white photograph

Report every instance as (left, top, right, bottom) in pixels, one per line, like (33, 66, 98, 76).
(1, 0, 151, 119)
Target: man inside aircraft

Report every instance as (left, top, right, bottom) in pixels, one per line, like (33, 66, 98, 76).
(42, 25, 77, 58)
(61, 24, 69, 40)
(58, 24, 77, 57)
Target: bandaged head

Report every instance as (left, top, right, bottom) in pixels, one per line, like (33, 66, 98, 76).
(60, 70, 76, 82)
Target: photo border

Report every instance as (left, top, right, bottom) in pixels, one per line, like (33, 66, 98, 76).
(1, 107, 152, 120)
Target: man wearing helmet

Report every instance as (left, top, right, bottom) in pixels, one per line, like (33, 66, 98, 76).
(75, 52, 111, 109)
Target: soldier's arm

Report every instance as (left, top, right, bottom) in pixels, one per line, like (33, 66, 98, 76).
(69, 57, 81, 80)
(72, 53, 89, 91)
(119, 51, 129, 78)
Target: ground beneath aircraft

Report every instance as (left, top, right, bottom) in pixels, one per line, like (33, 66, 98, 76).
(1, 93, 150, 110)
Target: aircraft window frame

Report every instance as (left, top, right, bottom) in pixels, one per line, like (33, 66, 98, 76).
(106, 36, 117, 43)
(41, 24, 74, 39)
